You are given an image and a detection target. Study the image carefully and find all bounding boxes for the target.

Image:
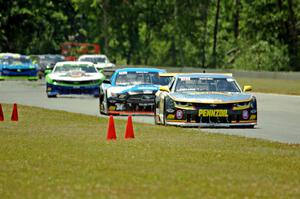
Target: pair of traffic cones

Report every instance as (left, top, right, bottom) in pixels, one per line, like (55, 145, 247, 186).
(0, 103, 18, 121)
(106, 115, 135, 140)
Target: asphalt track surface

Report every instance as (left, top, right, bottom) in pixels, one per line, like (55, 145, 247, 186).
(1, 80, 300, 144)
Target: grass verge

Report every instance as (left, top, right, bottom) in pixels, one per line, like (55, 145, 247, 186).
(237, 77, 300, 95)
(0, 104, 299, 198)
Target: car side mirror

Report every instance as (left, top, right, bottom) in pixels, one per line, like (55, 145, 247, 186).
(243, 85, 252, 92)
(97, 68, 104, 73)
(103, 79, 111, 84)
(160, 86, 170, 92)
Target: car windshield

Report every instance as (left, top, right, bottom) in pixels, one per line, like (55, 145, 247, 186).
(40, 55, 64, 61)
(1, 57, 31, 65)
(80, 57, 106, 64)
(174, 77, 241, 92)
(40, 55, 64, 65)
(115, 71, 160, 86)
(159, 76, 174, 86)
(53, 64, 97, 73)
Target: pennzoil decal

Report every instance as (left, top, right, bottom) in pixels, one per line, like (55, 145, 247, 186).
(199, 109, 228, 117)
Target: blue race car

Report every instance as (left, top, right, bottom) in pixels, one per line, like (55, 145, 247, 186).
(0, 53, 38, 80)
(99, 68, 166, 115)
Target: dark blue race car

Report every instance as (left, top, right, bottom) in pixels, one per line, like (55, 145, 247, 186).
(99, 68, 166, 115)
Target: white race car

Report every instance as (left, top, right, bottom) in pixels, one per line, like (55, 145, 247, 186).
(78, 54, 115, 70)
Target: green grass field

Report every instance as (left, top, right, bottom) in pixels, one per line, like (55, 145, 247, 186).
(236, 77, 300, 95)
(0, 104, 299, 198)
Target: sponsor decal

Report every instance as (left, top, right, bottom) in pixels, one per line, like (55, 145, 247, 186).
(166, 108, 175, 113)
(167, 114, 175, 119)
(70, 71, 84, 78)
(109, 106, 116, 111)
(242, 110, 249, 119)
(176, 110, 184, 119)
(198, 109, 228, 117)
(199, 77, 213, 80)
(249, 115, 256, 120)
(250, 109, 257, 114)
(116, 103, 125, 111)
(179, 77, 190, 81)
(143, 90, 153, 94)
(139, 103, 153, 106)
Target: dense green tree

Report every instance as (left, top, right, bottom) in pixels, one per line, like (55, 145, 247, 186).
(0, 0, 299, 71)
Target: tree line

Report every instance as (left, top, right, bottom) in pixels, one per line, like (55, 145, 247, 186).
(0, 0, 299, 71)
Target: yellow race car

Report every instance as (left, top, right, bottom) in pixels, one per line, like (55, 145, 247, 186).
(155, 73, 257, 128)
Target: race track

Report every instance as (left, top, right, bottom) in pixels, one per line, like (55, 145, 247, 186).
(1, 80, 300, 144)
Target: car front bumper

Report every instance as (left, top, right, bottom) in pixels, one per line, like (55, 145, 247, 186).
(165, 121, 257, 127)
(106, 94, 156, 115)
(0, 69, 38, 80)
(47, 83, 99, 96)
(162, 107, 257, 127)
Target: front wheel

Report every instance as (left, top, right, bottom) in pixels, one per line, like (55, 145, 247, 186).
(99, 90, 108, 115)
(161, 98, 167, 126)
(154, 101, 160, 125)
(244, 125, 255, 128)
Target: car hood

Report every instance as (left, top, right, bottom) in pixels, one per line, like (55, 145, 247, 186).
(169, 92, 253, 103)
(108, 84, 160, 94)
(48, 71, 103, 81)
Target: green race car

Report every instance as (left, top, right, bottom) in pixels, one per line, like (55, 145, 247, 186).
(46, 61, 105, 98)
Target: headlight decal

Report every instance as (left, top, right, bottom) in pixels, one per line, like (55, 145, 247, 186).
(232, 101, 251, 110)
(175, 101, 195, 110)
(118, 94, 127, 99)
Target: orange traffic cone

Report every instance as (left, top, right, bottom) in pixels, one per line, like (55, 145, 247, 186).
(125, 115, 134, 139)
(11, 103, 18, 121)
(0, 104, 4, 121)
(106, 115, 117, 140)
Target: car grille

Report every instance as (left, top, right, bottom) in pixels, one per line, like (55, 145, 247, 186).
(3, 68, 35, 72)
(195, 116, 232, 123)
(54, 80, 99, 85)
(127, 94, 155, 103)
